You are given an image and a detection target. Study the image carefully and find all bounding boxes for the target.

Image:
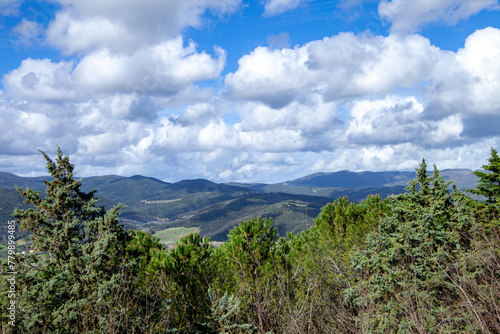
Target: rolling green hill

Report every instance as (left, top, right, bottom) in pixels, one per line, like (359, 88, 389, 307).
(160, 192, 332, 241)
(0, 187, 33, 255)
(0, 168, 480, 243)
(0, 172, 49, 190)
(0, 172, 329, 241)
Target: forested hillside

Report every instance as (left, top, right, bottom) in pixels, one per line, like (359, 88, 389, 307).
(1, 148, 499, 333)
(0, 167, 477, 246)
(227, 168, 477, 201)
(0, 172, 332, 244)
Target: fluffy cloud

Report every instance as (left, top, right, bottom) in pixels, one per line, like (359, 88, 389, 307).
(0, 0, 231, 166)
(345, 96, 463, 146)
(3, 58, 76, 101)
(73, 38, 226, 96)
(226, 32, 440, 108)
(225, 45, 311, 108)
(424, 27, 500, 140)
(152, 112, 306, 154)
(0, 95, 78, 157)
(226, 26, 500, 147)
(12, 19, 44, 46)
(263, 0, 309, 16)
(346, 96, 425, 145)
(455, 27, 500, 113)
(178, 103, 223, 125)
(311, 140, 500, 173)
(3, 37, 226, 103)
(238, 94, 338, 133)
(379, 0, 500, 32)
(132, 95, 341, 178)
(46, 0, 242, 54)
(2, 0, 500, 184)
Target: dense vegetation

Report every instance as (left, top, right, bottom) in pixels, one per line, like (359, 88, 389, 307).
(1, 147, 499, 333)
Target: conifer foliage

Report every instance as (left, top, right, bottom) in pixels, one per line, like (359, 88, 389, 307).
(219, 217, 278, 333)
(13, 147, 132, 332)
(314, 194, 389, 262)
(148, 232, 214, 331)
(468, 147, 500, 204)
(348, 160, 475, 332)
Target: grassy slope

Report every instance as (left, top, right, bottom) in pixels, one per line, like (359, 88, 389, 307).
(153, 227, 200, 249)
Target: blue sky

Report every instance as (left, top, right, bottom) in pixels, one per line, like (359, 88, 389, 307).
(0, 0, 500, 183)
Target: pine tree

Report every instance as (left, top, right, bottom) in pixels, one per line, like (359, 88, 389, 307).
(148, 232, 214, 331)
(347, 160, 475, 333)
(468, 147, 500, 204)
(13, 147, 131, 332)
(313, 194, 389, 263)
(219, 217, 278, 333)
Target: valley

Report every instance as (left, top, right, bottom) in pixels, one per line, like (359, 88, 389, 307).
(0, 168, 478, 250)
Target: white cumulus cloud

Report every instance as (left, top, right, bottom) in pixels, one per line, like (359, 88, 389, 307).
(379, 0, 500, 33)
(46, 0, 242, 54)
(3, 37, 226, 106)
(2, 2, 500, 183)
(226, 32, 441, 108)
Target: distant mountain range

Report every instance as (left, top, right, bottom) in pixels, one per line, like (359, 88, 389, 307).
(228, 169, 478, 201)
(0, 169, 479, 243)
